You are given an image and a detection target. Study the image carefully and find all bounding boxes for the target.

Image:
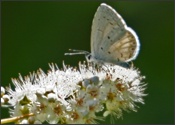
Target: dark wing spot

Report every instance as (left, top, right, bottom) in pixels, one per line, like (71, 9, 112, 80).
(129, 54, 132, 58)
(103, 16, 106, 18)
(131, 36, 134, 38)
(108, 36, 110, 39)
(110, 22, 113, 25)
(108, 51, 111, 54)
(101, 47, 103, 50)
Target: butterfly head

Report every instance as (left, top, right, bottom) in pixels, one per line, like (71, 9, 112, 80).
(85, 53, 93, 62)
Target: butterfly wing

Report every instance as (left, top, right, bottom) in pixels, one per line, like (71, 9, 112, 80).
(90, 3, 140, 63)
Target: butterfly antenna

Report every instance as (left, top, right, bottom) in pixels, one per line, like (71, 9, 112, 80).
(65, 49, 89, 55)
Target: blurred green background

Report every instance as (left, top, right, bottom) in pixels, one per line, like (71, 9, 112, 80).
(1, 1, 174, 124)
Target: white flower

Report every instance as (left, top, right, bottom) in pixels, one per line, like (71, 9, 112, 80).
(2, 62, 147, 124)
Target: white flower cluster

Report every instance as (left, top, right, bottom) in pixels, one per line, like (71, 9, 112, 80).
(1, 62, 146, 124)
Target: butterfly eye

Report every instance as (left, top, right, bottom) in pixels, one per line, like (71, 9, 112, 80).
(86, 54, 92, 61)
(88, 55, 91, 60)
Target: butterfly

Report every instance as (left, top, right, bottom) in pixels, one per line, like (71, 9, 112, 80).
(65, 3, 140, 67)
